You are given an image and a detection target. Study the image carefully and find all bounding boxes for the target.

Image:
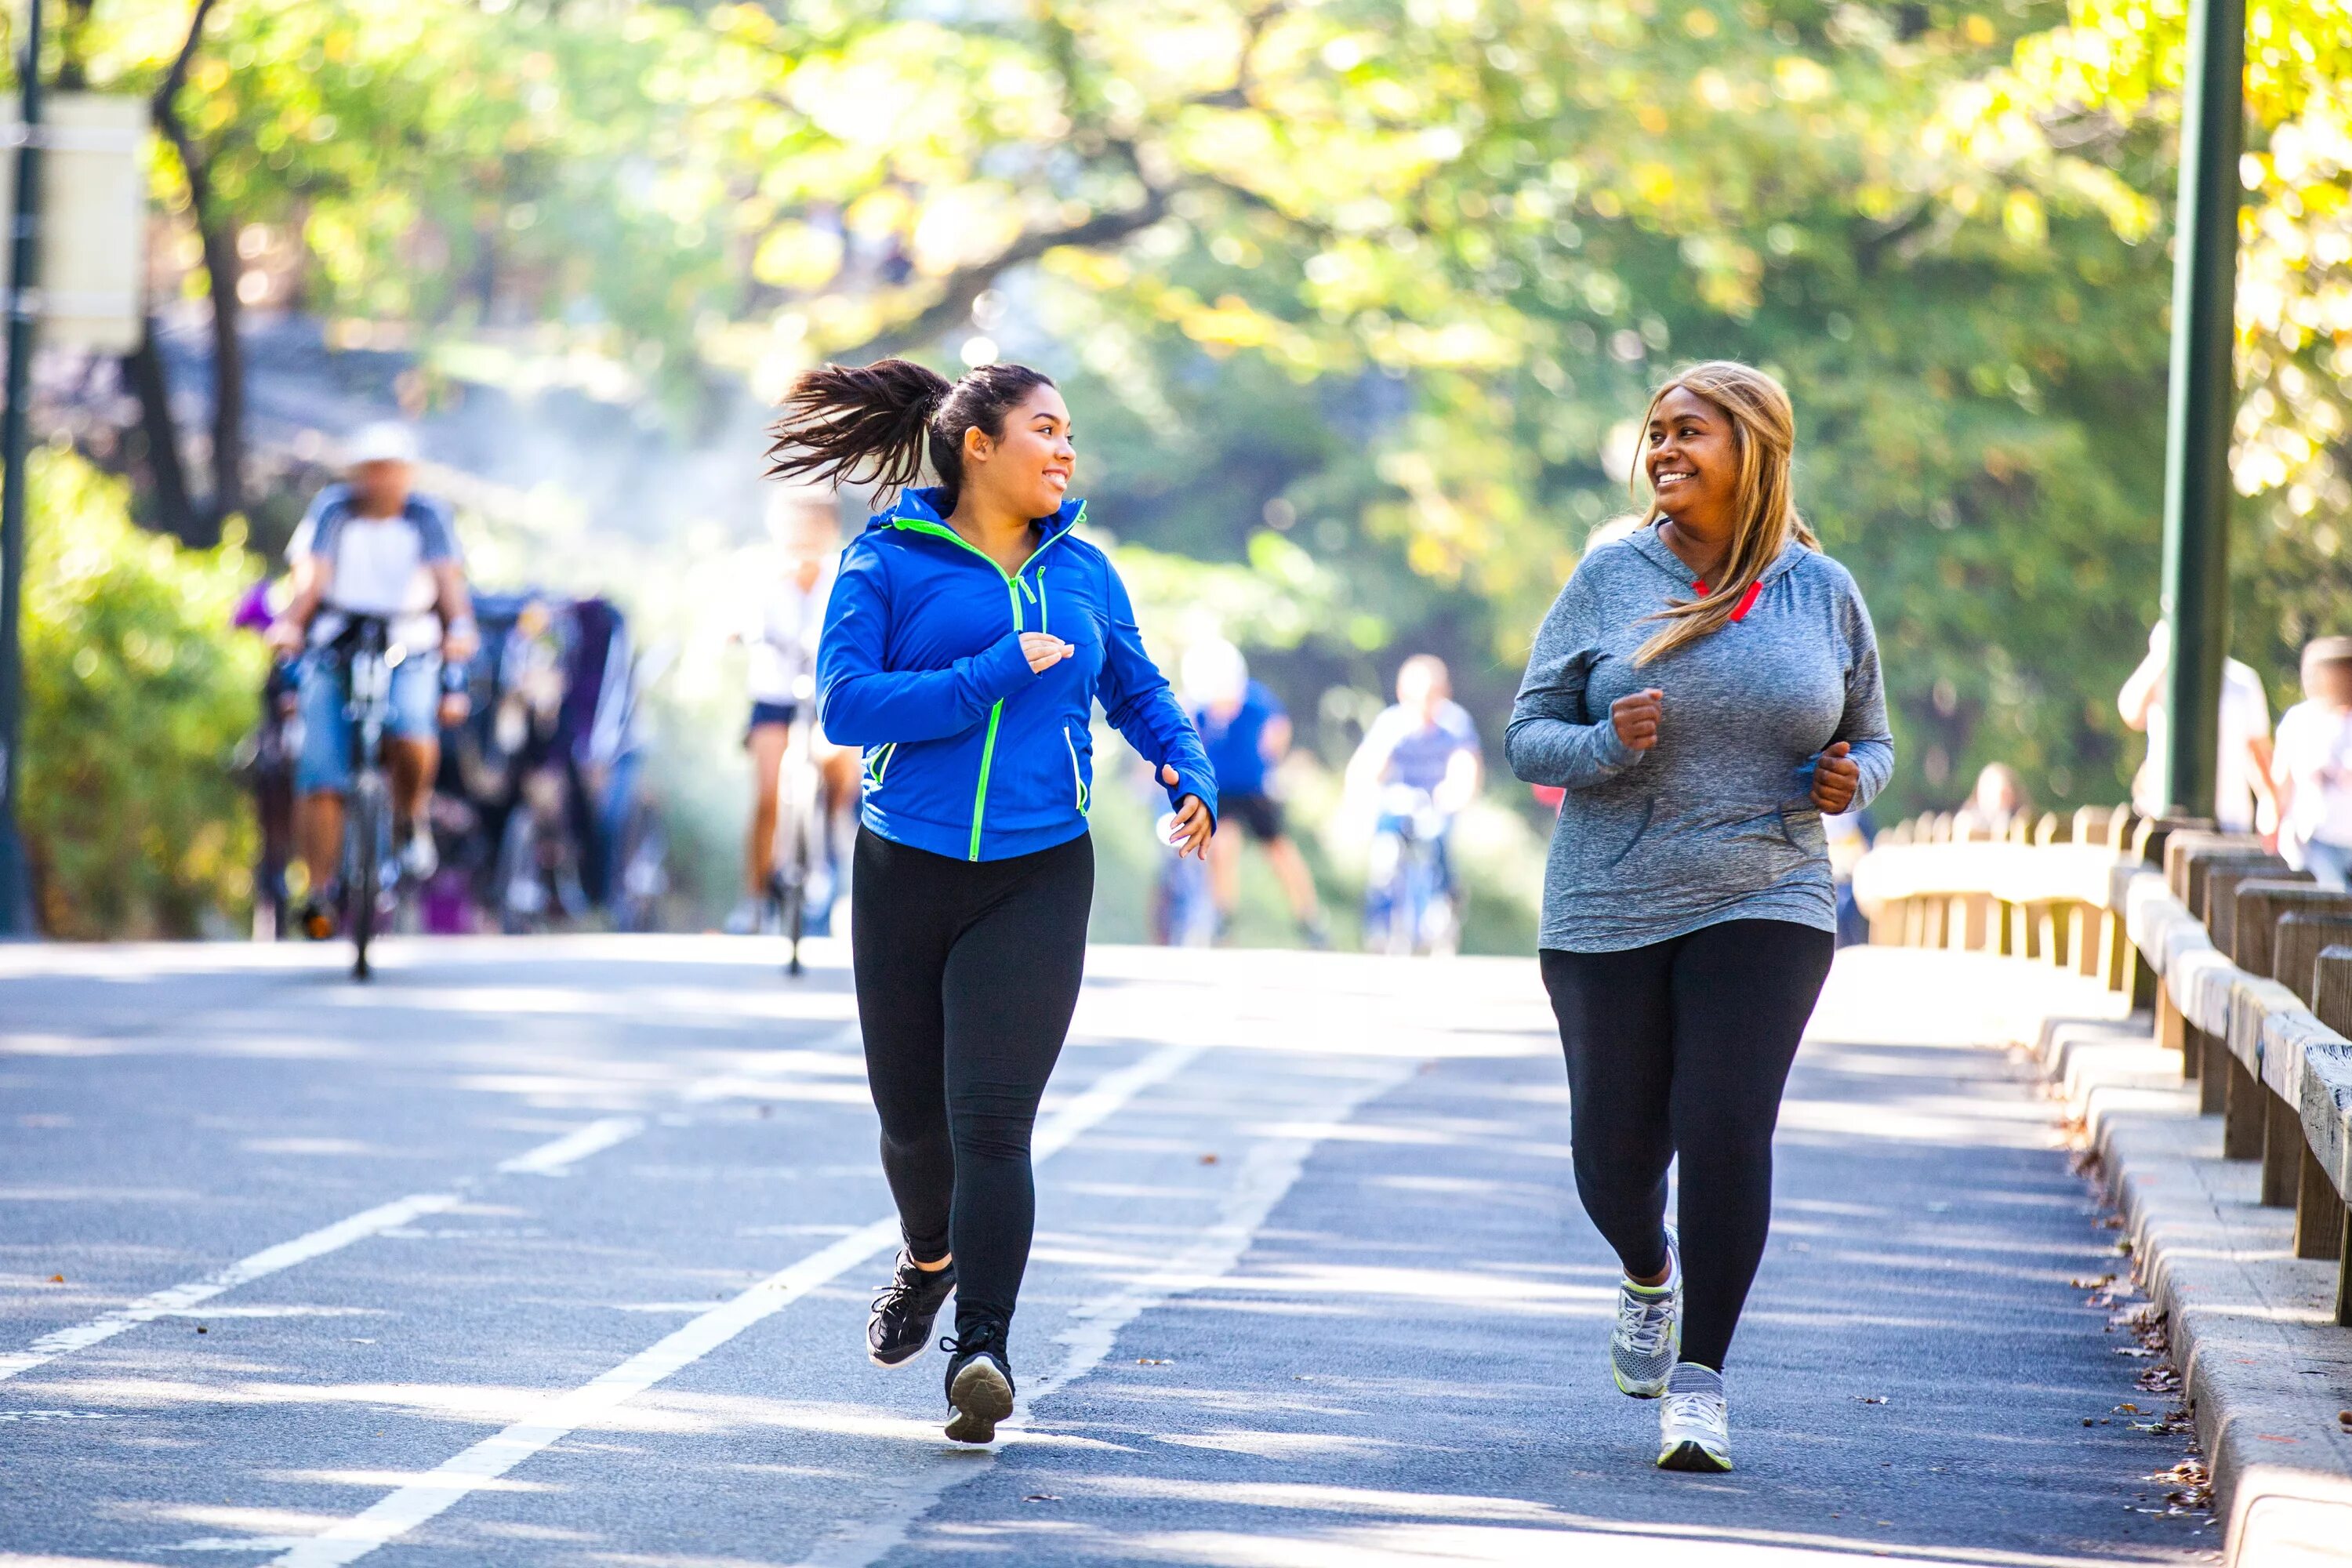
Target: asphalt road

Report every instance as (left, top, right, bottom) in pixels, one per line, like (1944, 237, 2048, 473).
(0, 938, 2212, 1566)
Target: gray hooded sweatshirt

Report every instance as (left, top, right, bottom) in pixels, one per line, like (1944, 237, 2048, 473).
(1506, 524, 1894, 952)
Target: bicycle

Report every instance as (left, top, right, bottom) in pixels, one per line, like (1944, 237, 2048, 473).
(1364, 784, 1460, 956)
(766, 713, 826, 976)
(1151, 807, 1219, 946)
(314, 614, 416, 981)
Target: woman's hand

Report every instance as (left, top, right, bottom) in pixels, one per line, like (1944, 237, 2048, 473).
(1021, 632, 1074, 673)
(1611, 688, 1663, 752)
(1811, 741, 1860, 813)
(1161, 764, 1213, 858)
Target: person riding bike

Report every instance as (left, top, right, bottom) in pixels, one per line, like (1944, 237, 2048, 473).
(267, 423, 477, 938)
(727, 486, 858, 936)
(1344, 653, 1483, 951)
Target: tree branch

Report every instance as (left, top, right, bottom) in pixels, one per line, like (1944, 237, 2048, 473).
(846, 188, 1172, 361)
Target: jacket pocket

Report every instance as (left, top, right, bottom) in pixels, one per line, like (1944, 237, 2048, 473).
(1065, 724, 1091, 814)
(862, 742, 897, 795)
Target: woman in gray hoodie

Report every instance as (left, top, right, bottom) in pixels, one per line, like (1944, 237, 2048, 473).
(1507, 361, 1893, 1473)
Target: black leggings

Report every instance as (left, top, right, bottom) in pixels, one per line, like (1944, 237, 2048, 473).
(1540, 919, 1835, 1371)
(851, 828, 1093, 1336)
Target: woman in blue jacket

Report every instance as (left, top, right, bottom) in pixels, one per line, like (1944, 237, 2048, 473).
(769, 358, 1217, 1444)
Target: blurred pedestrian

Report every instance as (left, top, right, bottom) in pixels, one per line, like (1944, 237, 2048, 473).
(1507, 361, 1893, 1473)
(1951, 761, 2030, 838)
(267, 423, 476, 937)
(727, 486, 856, 936)
(771, 358, 1216, 1445)
(1182, 637, 1329, 947)
(2269, 637, 2352, 888)
(2118, 621, 2274, 834)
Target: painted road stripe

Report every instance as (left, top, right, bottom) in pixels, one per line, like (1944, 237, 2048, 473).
(495, 1115, 645, 1176)
(265, 1040, 1209, 1568)
(0, 1118, 641, 1385)
(795, 1056, 1417, 1568)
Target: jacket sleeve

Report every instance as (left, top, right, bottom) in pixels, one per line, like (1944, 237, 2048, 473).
(815, 542, 1037, 746)
(1830, 577, 1896, 811)
(1504, 569, 1644, 790)
(1095, 557, 1219, 825)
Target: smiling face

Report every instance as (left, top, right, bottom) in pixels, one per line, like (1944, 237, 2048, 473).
(964, 383, 1076, 521)
(1643, 385, 1741, 533)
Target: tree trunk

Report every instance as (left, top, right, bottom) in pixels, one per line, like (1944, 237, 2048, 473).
(151, 0, 241, 528)
(122, 317, 205, 546)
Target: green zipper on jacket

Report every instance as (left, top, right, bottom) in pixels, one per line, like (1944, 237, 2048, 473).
(887, 509, 1080, 859)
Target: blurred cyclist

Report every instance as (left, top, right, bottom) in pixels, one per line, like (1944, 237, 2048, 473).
(1183, 637, 1328, 947)
(728, 486, 858, 935)
(1345, 654, 1483, 949)
(267, 423, 476, 936)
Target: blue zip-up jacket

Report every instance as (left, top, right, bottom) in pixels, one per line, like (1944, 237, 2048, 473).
(817, 488, 1218, 862)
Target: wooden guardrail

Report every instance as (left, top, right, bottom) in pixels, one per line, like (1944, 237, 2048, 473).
(1853, 809, 2352, 1326)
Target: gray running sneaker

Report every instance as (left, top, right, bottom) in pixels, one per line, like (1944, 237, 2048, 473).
(1657, 1361, 1732, 1472)
(1610, 1224, 1680, 1399)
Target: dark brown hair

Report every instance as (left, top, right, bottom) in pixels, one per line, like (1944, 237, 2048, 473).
(764, 358, 1056, 512)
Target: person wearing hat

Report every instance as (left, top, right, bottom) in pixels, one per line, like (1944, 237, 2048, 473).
(2270, 637, 2352, 888)
(267, 422, 477, 935)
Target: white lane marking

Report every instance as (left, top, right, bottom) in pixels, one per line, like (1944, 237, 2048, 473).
(495, 1116, 644, 1176)
(1, 1028, 866, 1382)
(793, 1056, 1415, 1568)
(0, 1116, 648, 1385)
(263, 1041, 1208, 1568)
(0, 1191, 462, 1384)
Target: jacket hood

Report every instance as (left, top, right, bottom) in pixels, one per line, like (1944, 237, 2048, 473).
(865, 487, 1086, 539)
(1621, 520, 1811, 590)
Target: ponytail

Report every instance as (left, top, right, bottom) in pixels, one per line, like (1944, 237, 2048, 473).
(765, 358, 1056, 514)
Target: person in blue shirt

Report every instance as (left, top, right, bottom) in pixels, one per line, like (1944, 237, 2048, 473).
(770, 357, 1216, 1446)
(1183, 637, 1328, 946)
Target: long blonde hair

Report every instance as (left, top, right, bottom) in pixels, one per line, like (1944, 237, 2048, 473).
(1632, 360, 1817, 666)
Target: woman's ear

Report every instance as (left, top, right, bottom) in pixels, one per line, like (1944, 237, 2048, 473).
(963, 424, 993, 466)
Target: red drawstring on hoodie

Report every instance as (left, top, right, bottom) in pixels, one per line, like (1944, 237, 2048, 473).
(1690, 578, 1764, 623)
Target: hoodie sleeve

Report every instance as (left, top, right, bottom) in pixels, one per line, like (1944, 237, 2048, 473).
(1505, 566, 1645, 790)
(1094, 555, 1219, 825)
(815, 540, 1038, 746)
(1828, 573, 1896, 811)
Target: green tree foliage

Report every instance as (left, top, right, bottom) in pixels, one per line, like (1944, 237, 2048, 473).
(69, 0, 2352, 833)
(1946, 0, 2352, 717)
(21, 448, 266, 937)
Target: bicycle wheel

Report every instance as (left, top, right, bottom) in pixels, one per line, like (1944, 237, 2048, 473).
(347, 775, 387, 981)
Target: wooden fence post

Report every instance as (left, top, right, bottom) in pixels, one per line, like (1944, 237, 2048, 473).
(2307, 949, 2352, 1323)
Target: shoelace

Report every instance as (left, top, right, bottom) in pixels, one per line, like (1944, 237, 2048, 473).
(1662, 1389, 1727, 1439)
(870, 1261, 942, 1319)
(1618, 1283, 1677, 1357)
(938, 1319, 1008, 1362)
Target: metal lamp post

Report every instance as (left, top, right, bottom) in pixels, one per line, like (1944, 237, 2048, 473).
(2156, 0, 2248, 822)
(0, 0, 44, 936)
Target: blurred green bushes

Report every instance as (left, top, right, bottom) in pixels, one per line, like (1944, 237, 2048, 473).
(22, 446, 266, 937)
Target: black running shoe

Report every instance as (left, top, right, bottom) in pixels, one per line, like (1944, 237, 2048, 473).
(867, 1251, 955, 1368)
(939, 1319, 1014, 1444)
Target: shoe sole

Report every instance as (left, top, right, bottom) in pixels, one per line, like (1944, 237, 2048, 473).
(1657, 1438, 1733, 1473)
(1613, 1366, 1671, 1399)
(869, 1341, 927, 1369)
(944, 1359, 1014, 1444)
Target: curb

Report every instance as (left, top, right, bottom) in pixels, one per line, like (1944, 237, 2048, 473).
(2018, 1004, 2352, 1566)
